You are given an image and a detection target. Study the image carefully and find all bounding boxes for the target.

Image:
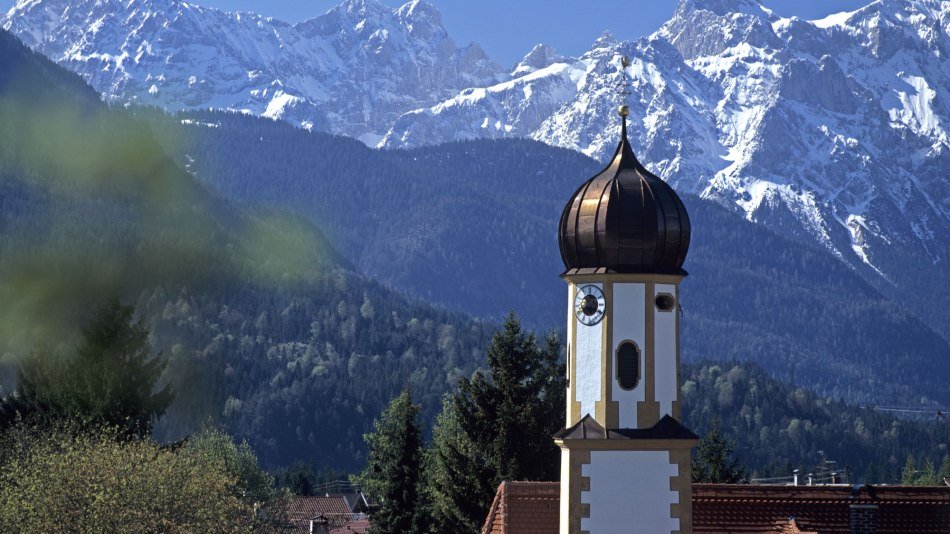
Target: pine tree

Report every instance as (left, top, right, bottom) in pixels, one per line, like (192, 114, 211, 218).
(360, 387, 424, 534)
(0, 297, 172, 438)
(421, 398, 494, 534)
(65, 297, 173, 437)
(939, 455, 950, 481)
(455, 313, 564, 482)
(424, 312, 564, 530)
(692, 418, 746, 483)
(917, 459, 939, 486)
(901, 454, 918, 485)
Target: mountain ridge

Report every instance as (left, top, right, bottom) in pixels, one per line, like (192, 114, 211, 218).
(2, 0, 504, 143)
(6, 0, 947, 313)
(382, 0, 950, 337)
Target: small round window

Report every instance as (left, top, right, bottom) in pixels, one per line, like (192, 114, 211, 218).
(655, 293, 676, 312)
(616, 341, 640, 390)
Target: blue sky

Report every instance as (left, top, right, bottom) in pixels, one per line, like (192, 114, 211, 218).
(3, 0, 872, 65)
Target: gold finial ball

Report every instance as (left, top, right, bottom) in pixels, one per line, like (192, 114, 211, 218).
(618, 105, 630, 117)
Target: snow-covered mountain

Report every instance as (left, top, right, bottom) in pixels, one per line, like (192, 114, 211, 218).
(380, 0, 950, 335)
(1, 0, 503, 143)
(4, 0, 950, 334)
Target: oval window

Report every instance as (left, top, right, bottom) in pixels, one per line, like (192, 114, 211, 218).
(655, 293, 676, 312)
(616, 341, 640, 390)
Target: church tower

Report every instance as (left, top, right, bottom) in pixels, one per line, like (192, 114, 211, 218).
(555, 57, 697, 534)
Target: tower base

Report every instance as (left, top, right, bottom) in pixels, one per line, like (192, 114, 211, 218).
(555, 415, 697, 534)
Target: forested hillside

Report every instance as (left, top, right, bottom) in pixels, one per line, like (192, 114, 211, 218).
(2, 27, 948, 478)
(682, 362, 950, 483)
(143, 110, 950, 409)
(0, 28, 492, 470)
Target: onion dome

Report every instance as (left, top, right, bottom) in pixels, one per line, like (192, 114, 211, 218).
(558, 107, 691, 275)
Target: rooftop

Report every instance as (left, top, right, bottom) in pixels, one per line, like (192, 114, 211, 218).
(482, 481, 560, 534)
(285, 495, 366, 532)
(480, 482, 950, 533)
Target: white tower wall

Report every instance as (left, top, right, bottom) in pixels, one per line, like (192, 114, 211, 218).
(611, 282, 646, 428)
(581, 450, 681, 533)
(655, 283, 679, 419)
(573, 282, 603, 420)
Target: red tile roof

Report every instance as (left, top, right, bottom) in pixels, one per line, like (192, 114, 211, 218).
(480, 482, 950, 534)
(692, 484, 950, 534)
(482, 481, 560, 534)
(329, 518, 369, 534)
(286, 496, 359, 531)
(781, 518, 817, 534)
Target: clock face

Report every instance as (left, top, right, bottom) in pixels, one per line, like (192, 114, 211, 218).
(574, 285, 606, 326)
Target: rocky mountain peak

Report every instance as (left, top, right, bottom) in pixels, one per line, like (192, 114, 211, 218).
(661, 0, 782, 59)
(591, 30, 617, 49)
(395, 0, 447, 41)
(674, 0, 775, 19)
(511, 43, 564, 76)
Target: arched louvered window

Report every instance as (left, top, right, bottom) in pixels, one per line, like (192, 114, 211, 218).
(616, 341, 640, 390)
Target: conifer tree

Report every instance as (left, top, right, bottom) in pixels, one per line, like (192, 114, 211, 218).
(455, 313, 564, 483)
(692, 418, 746, 483)
(940, 455, 950, 482)
(901, 454, 918, 485)
(423, 312, 564, 531)
(917, 459, 939, 486)
(65, 297, 173, 437)
(360, 387, 424, 534)
(420, 398, 494, 534)
(0, 297, 172, 438)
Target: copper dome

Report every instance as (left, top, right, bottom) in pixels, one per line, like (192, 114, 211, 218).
(558, 115, 690, 275)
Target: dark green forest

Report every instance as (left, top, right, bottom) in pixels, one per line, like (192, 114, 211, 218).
(1, 26, 948, 481)
(141, 109, 950, 409)
(681, 362, 950, 484)
(0, 28, 491, 470)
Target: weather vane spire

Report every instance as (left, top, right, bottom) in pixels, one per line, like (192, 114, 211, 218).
(617, 56, 631, 118)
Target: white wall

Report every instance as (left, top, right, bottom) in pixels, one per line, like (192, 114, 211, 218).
(611, 283, 645, 428)
(566, 283, 574, 427)
(574, 283, 602, 419)
(560, 449, 571, 534)
(654, 284, 678, 419)
(581, 450, 680, 533)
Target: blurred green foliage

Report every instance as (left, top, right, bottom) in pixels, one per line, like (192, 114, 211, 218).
(0, 426, 277, 533)
(0, 298, 171, 438)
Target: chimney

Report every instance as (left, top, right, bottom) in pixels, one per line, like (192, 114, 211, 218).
(849, 484, 878, 534)
(309, 515, 330, 534)
(849, 504, 877, 534)
(792, 469, 799, 486)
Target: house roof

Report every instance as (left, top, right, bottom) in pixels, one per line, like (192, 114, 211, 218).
(329, 518, 369, 534)
(480, 482, 950, 534)
(782, 518, 818, 534)
(286, 496, 358, 531)
(482, 481, 560, 534)
(692, 483, 950, 534)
